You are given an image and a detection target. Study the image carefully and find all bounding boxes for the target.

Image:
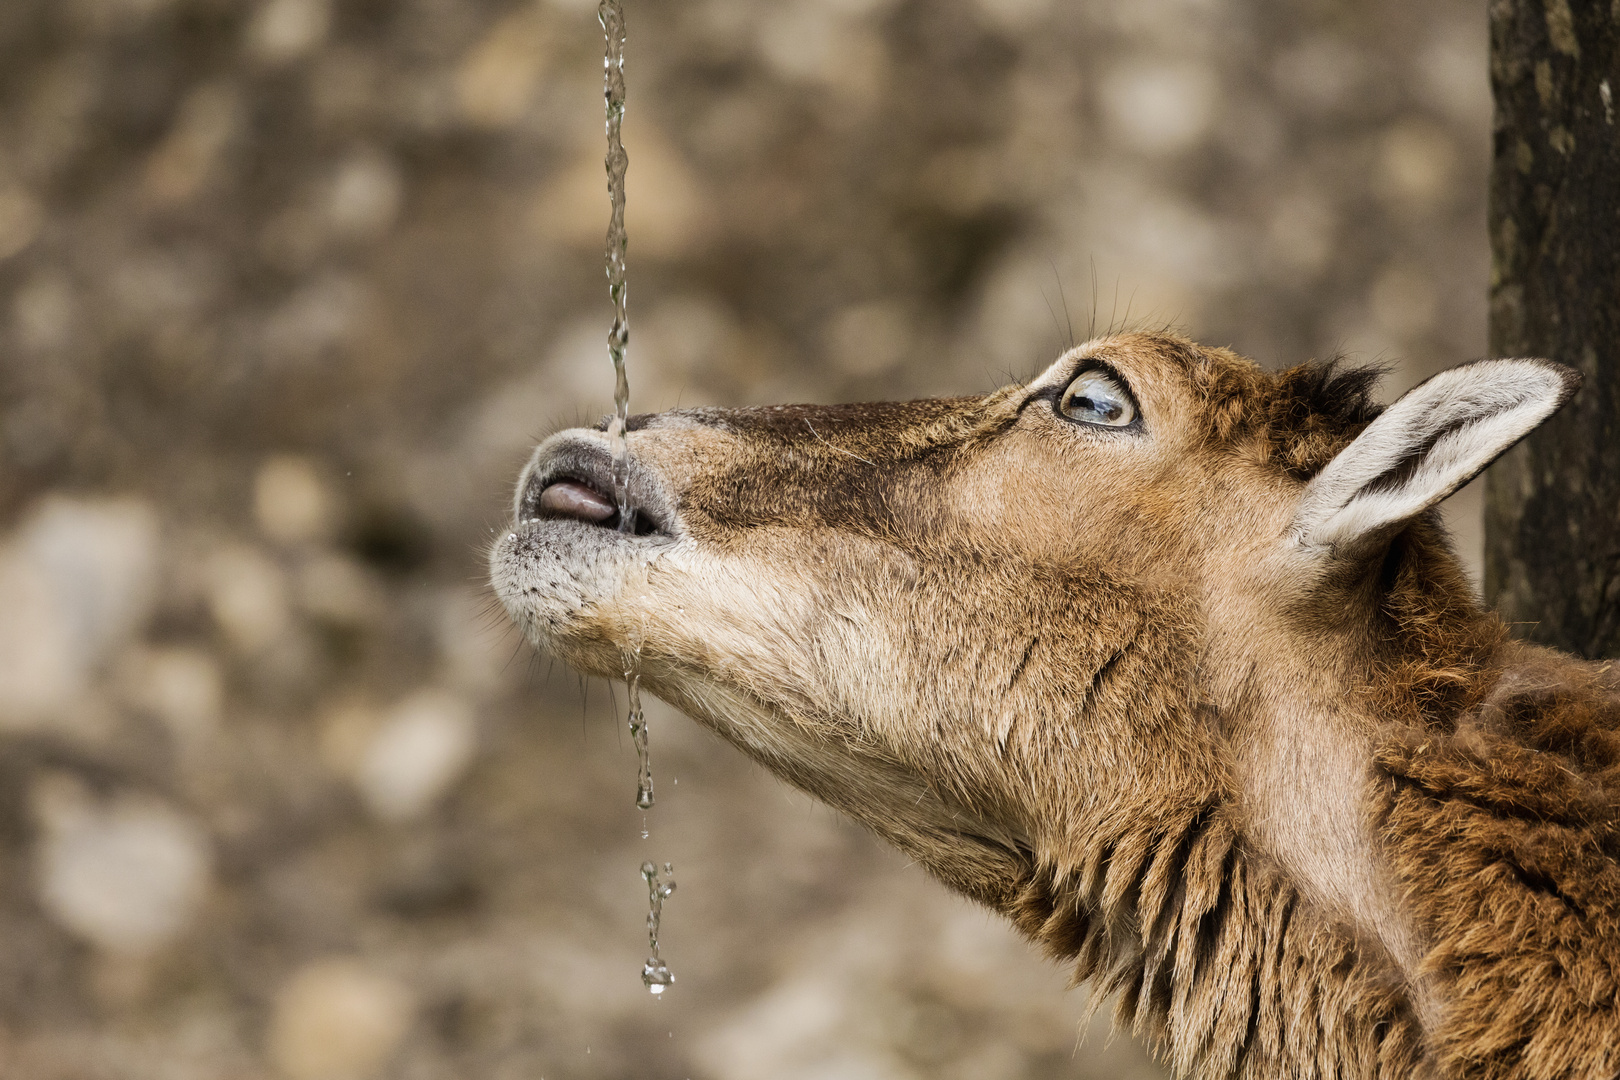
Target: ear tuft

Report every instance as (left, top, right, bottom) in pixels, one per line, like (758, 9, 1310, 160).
(1289, 358, 1580, 559)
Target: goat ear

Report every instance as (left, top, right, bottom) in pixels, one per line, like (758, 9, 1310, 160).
(1289, 358, 1579, 559)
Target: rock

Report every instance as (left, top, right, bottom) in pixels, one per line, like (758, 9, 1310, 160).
(255, 456, 333, 546)
(325, 150, 404, 240)
(756, 4, 888, 98)
(1099, 59, 1220, 157)
(142, 83, 241, 208)
(1376, 119, 1459, 209)
(354, 690, 477, 822)
(454, 6, 554, 129)
(0, 496, 159, 729)
(33, 776, 212, 955)
(206, 544, 291, 653)
(317, 697, 381, 777)
(0, 548, 80, 727)
(247, 0, 331, 66)
(267, 959, 413, 1080)
(119, 646, 224, 745)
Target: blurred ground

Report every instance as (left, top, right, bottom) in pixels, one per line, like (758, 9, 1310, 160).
(0, 0, 1490, 1077)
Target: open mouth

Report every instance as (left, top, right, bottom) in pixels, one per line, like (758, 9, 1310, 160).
(516, 441, 671, 537)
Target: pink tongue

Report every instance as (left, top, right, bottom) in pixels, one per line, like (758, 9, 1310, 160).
(539, 481, 616, 523)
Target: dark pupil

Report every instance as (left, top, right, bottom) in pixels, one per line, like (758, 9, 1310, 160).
(1076, 393, 1122, 422)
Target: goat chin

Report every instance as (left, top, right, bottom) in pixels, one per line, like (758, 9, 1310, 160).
(493, 331, 1617, 1080)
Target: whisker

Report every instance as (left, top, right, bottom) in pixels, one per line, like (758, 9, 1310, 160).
(1049, 257, 1075, 350)
(1089, 255, 1099, 340)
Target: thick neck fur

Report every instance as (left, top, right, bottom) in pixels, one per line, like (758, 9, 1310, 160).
(1197, 529, 1464, 1037)
(1003, 806, 1424, 1079)
(986, 521, 1620, 1080)
(983, 582, 1437, 1078)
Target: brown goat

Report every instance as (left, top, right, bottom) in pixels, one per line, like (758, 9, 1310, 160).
(490, 332, 1620, 1080)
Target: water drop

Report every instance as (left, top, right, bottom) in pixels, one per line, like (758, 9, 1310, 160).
(626, 659, 653, 810)
(639, 860, 676, 994)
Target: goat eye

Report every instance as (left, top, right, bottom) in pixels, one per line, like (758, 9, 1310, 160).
(1059, 370, 1137, 427)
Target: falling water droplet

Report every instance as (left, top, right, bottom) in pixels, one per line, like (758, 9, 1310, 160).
(640, 860, 676, 994)
(626, 653, 653, 810)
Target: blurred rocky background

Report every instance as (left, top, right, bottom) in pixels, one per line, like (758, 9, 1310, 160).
(0, 0, 1489, 1076)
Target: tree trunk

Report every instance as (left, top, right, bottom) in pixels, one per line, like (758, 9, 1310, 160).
(1485, 0, 1620, 660)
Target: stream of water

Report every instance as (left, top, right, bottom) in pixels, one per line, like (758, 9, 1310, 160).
(600, 0, 630, 508)
(625, 656, 654, 812)
(641, 861, 676, 994)
(597, 0, 672, 995)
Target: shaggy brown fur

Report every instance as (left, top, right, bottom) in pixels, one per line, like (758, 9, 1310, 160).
(1007, 810, 1425, 1079)
(491, 331, 1616, 1078)
(1375, 646, 1620, 1080)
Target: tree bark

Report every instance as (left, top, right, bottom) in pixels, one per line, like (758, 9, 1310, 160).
(1485, 0, 1620, 659)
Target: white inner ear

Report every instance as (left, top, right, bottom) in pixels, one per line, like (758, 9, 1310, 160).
(1290, 359, 1576, 559)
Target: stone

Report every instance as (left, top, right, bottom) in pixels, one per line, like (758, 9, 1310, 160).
(142, 84, 240, 207)
(1099, 59, 1219, 157)
(120, 646, 224, 745)
(206, 544, 291, 653)
(267, 959, 413, 1080)
(355, 690, 477, 822)
(455, 6, 553, 129)
(325, 150, 404, 240)
(255, 456, 332, 545)
(0, 496, 159, 729)
(1376, 120, 1459, 209)
(247, 0, 330, 66)
(34, 776, 212, 955)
